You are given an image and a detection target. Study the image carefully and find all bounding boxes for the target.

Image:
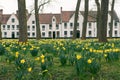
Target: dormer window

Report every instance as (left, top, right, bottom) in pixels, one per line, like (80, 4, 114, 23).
(32, 21, 35, 24)
(53, 19, 55, 22)
(12, 18, 15, 23)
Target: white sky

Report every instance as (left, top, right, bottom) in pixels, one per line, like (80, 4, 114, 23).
(0, 0, 120, 17)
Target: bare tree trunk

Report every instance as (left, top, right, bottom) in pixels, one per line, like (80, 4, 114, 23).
(99, 0, 109, 42)
(18, 0, 27, 42)
(81, 0, 89, 40)
(73, 0, 81, 39)
(95, 0, 101, 38)
(35, 0, 41, 40)
(110, 0, 115, 38)
(0, 22, 2, 40)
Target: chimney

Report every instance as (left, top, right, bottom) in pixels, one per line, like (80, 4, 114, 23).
(0, 9, 3, 15)
(60, 7, 62, 13)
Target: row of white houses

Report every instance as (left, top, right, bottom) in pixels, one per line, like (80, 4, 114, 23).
(0, 8, 120, 38)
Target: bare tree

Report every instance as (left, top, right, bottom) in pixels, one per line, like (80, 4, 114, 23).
(109, 0, 115, 38)
(18, 0, 27, 42)
(81, 0, 89, 40)
(34, 0, 51, 40)
(35, 0, 41, 40)
(99, 0, 109, 42)
(73, 0, 81, 39)
(0, 22, 2, 40)
(95, 0, 101, 38)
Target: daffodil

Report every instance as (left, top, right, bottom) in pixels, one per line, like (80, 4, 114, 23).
(23, 48, 26, 50)
(28, 67, 32, 72)
(87, 59, 92, 64)
(41, 54, 45, 59)
(76, 55, 82, 60)
(89, 48, 93, 52)
(35, 57, 40, 61)
(15, 52, 19, 58)
(104, 54, 107, 57)
(20, 59, 25, 64)
(41, 59, 45, 63)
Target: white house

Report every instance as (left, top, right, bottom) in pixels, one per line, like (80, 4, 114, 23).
(0, 8, 120, 39)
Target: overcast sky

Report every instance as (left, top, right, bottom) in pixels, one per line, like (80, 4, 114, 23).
(0, 0, 120, 17)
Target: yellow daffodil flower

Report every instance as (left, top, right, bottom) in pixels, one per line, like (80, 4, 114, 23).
(76, 55, 82, 60)
(28, 67, 32, 72)
(41, 54, 45, 59)
(35, 57, 40, 61)
(15, 52, 19, 58)
(104, 54, 107, 57)
(87, 59, 92, 64)
(41, 59, 45, 63)
(20, 59, 25, 64)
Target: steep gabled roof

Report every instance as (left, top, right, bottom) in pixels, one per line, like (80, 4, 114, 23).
(80, 11, 97, 22)
(39, 13, 61, 24)
(0, 14, 11, 24)
(61, 11, 74, 22)
(80, 10, 119, 22)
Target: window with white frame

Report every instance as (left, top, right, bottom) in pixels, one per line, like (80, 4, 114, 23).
(70, 31, 73, 36)
(7, 25, 10, 30)
(114, 30, 118, 36)
(12, 25, 15, 30)
(28, 32, 30, 37)
(88, 22, 92, 28)
(42, 25, 45, 31)
(27, 26, 30, 31)
(70, 23, 73, 29)
(48, 31, 52, 37)
(4, 32, 7, 37)
(11, 18, 15, 23)
(32, 21, 35, 24)
(32, 26, 35, 31)
(42, 32, 45, 37)
(56, 24, 59, 30)
(32, 32, 35, 37)
(2, 25, 6, 30)
(64, 23, 67, 29)
(88, 31, 92, 37)
(64, 31, 67, 36)
(53, 18, 55, 22)
(49, 24, 52, 29)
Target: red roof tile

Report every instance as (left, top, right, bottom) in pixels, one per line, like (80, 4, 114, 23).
(0, 14, 11, 24)
(39, 13, 61, 24)
(61, 11, 74, 22)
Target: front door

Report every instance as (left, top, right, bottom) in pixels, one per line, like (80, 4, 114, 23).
(12, 32, 15, 39)
(76, 30, 80, 38)
(53, 31, 55, 39)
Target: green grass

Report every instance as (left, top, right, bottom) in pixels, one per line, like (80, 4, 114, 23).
(0, 39, 120, 80)
(0, 55, 120, 80)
